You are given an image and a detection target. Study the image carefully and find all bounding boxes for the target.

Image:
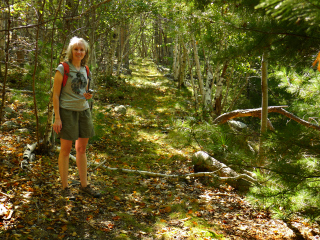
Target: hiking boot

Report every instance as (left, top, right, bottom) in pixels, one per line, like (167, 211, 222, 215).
(61, 187, 76, 201)
(79, 184, 101, 198)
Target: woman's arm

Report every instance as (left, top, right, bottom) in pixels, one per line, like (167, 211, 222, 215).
(53, 71, 63, 134)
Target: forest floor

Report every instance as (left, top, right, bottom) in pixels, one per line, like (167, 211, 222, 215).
(1, 59, 320, 239)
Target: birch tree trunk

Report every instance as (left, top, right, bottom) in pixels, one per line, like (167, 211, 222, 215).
(178, 38, 187, 88)
(259, 51, 269, 163)
(204, 65, 214, 113)
(106, 28, 119, 76)
(44, 87, 54, 146)
(187, 51, 198, 111)
(173, 36, 180, 82)
(191, 34, 204, 98)
(214, 62, 228, 116)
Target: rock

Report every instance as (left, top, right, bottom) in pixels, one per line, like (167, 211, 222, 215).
(1, 121, 17, 130)
(4, 107, 14, 113)
(114, 105, 127, 115)
(4, 107, 17, 118)
(228, 120, 247, 130)
(15, 128, 29, 133)
(164, 73, 174, 79)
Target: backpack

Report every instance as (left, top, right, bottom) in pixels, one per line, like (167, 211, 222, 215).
(61, 62, 90, 87)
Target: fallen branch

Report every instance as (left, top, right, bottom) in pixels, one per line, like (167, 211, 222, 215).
(23, 142, 37, 162)
(97, 165, 255, 182)
(192, 151, 257, 186)
(55, 148, 257, 184)
(213, 106, 320, 131)
(213, 106, 288, 124)
(0, 191, 13, 198)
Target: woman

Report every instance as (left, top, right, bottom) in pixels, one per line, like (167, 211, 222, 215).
(53, 37, 100, 198)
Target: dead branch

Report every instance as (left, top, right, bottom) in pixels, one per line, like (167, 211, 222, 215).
(58, 148, 257, 183)
(213, 106, 288, 124)
(213, 106, 320, 131)
(23, 142, 37, 162)
(192, 151, 257, 185)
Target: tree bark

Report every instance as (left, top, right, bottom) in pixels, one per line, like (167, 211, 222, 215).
(43, 87, 54, 146)
(192, 151, 256, 188)
(173, 36, 180, 82)
(204, 64, 214, 113)
(0, 0, 10, 125)
(106, 28, 119, 76)
(213, 106, 320, 131)
(32, 0, 46, 145)
(214, 61, 228, 116)
(259, 52, 269, 162)
(187, 51, 198, 111)
(178, 37, 187, 88)
(191, 34, 204, 98)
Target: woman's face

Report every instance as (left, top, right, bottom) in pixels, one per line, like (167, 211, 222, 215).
(72, 42, 86, 62)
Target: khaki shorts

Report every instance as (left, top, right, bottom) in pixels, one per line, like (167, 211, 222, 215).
(58, 108, 95, 141)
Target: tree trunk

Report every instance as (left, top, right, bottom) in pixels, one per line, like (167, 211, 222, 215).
(116, 22, 130, 77)
(173, 36, 180, 82)
(32, 0, 46, 145)
(106, 28, 119, 76)
(0, 0, 10, 125)
(192, 151, 256, 190)
(140, 14, 147, 58)
(43, 87, 54, 147)
(178, 37, 187, 88)
(214, 61, 228, 116)
(259, 51, 268, 163)
(204, 64, 214, 113)
(153, 17, 160, 63)
(187, 51, 198, 111)
(191, 34, 204, 98)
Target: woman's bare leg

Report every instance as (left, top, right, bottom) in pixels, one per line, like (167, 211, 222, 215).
(58, 139, 73, 189)
(75, 138, 89, 187)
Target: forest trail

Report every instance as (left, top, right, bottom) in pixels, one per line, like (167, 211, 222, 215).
(1, 59, 319, 239)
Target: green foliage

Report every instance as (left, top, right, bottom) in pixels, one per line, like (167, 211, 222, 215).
(246, 67, 320, 221)
(257, 0, 320, 30)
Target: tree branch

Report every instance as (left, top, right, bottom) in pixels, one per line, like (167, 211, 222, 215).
(213, 106, 320, 131)
(60, 148, 257, 183)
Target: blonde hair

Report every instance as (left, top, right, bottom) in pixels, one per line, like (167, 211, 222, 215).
(65, 37, 90, 66)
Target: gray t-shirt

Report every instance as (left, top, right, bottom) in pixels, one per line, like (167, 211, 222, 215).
(56, 62, 90, 111)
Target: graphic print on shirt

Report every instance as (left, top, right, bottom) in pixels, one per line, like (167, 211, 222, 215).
(71, 72, 87, 94)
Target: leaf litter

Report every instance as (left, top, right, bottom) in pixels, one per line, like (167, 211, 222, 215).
(1, 59, 320, 239)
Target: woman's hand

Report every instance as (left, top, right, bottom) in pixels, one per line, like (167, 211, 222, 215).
(83, 92, 93, 100)
(53, 119, 62, 134)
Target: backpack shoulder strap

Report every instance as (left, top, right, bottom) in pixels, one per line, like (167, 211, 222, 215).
(61, 62, 69, 87)
(85, 65, 90, 78)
